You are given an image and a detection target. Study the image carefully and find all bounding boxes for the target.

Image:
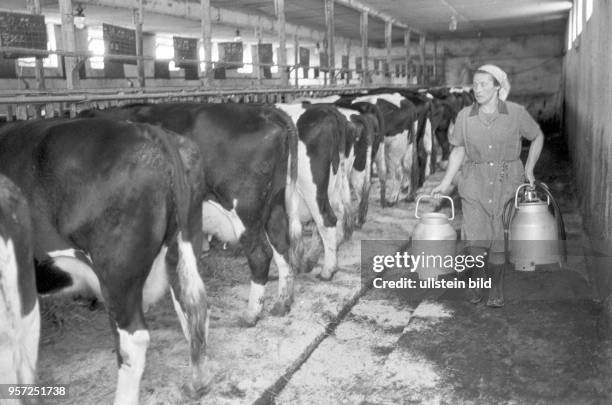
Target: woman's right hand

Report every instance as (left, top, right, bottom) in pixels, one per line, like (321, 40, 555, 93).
(431, 181, 452, 199)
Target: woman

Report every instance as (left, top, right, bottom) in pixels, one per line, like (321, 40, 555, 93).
(431, 64, 544, 307)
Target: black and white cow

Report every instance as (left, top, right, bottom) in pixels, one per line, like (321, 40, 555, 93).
(290, 97, 384, 227)
(276, 103, 362, 279)
(79, 103, 301, 325)
(350, 93, 420, 206)
(0, 175, 39, 390)
(429, 87, 475, 169)
(0, 118, 209, 404)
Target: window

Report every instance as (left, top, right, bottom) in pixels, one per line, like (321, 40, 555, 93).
(18, 24, 58, 68)
(586, 0, 593, 21)
(88, 27, 105, 70)
(271, 47, 278, 74)
(567, 8, 573, 51)
(576, 0, 583, 36)
(155, 35, 179, 71)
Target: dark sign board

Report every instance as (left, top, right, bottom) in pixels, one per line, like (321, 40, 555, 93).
(299, 47, 309, 67)
(341, 55, 350, 80)
(355, 57, 362, 74)
(173, 36, 198, 69)
(173, 36, 199, 79)
(258, 43, 273, 79)
(319, 52, 328, 72)
(299, 47, 309, 77)
(0, 11, 47, 59)
(103, 23, 136, 65)
(219, 42, 243, 69)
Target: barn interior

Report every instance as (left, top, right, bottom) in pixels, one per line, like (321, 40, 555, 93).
(0, 0, 610, 403)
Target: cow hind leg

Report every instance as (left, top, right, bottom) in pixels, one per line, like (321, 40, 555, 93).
(374, 142, 387, 207)
(168, 233, 210, 399)
(265, 201, 295, 317)
(0, 237, 40, 386)
(241, 231, 273, 326)
(106, 281, 150, 405)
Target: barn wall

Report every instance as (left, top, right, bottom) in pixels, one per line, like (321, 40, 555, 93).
(563, 0, 612, 311)
(440, 34, 564, 131)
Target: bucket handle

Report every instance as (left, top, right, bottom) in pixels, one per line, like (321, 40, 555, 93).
(416, 195, 454, 220)
(514, 183, 550, 209)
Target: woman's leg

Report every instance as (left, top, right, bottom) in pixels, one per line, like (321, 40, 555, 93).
(486, 251, 506, 307)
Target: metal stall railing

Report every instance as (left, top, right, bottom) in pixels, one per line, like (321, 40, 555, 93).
(0, 86, 382, 121)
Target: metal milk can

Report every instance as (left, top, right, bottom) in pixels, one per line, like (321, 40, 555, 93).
(509, 184, 561, 271)
(412, 195, 457, 280)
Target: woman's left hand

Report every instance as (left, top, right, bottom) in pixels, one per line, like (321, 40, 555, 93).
(525, 170, 535, 187)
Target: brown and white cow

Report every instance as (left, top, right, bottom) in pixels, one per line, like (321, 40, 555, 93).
(0, 175, 39, 394)
(0, 118, 209, 404)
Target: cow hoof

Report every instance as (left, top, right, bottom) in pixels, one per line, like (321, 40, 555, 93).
(239, 313, 260, 328)
(181, 382, 210, 400)
(317, 268, 336, 281)
(270, 300, 292, 317)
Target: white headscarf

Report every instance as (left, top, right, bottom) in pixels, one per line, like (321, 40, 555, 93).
(477, 64, 511, 101)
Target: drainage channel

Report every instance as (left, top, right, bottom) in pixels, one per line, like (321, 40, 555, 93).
(253, 172, 450, 405)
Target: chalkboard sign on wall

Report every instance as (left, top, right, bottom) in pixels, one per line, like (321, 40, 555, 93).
(174, 36, 198, 79)
(355, 57, 362, 74)
(299, 47, 309, 77)
(319, 52, 328, 72)
(0, 11, 47, 58)
(341, 55, 350, 80)
(258, 43, 273, 79)
(173, 36, 198, 68)
(218, 42, 243, 69)
(103, 23, 136, 65)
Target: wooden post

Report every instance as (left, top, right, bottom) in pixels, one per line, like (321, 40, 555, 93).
(201, 0, 212, 85)
(404, 29, 411, 86)
(294, 34, 299, 87)
(27, 0, 46, 92)
(277, 0, 288, 87)
(419, 33, 426, 85)
(360, 10, 368, 85)
(58, 0, 79, 89)
(325, 0, 335, 85)
(433, 38, 438, 84)
(135, 0, 145, 88)
(255, 20, 262, 85)
(346, 40, 351, 85)
(385, 20, 392, 84)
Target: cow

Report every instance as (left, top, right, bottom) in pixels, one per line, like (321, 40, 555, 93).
(350, 93, 419, 206)
(0, 118, 209, 404)
(288, 97, 383, 227)
(429, 87, 475, 170)
(78, 103, 302, 325)
(0, 175, 39, 393)
(275, 103, 362, 279)
(400, 90, 435, 188)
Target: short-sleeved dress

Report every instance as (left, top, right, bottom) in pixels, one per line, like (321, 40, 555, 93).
(449, 100, 543, 253)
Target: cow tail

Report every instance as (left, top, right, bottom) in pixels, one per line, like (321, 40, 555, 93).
(285, 115, 305, 273)
(147, 125, 209, 369)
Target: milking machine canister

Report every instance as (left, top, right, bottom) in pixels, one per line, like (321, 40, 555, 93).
(412, 195, 457, 280)
(502, 181, 566, 271)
